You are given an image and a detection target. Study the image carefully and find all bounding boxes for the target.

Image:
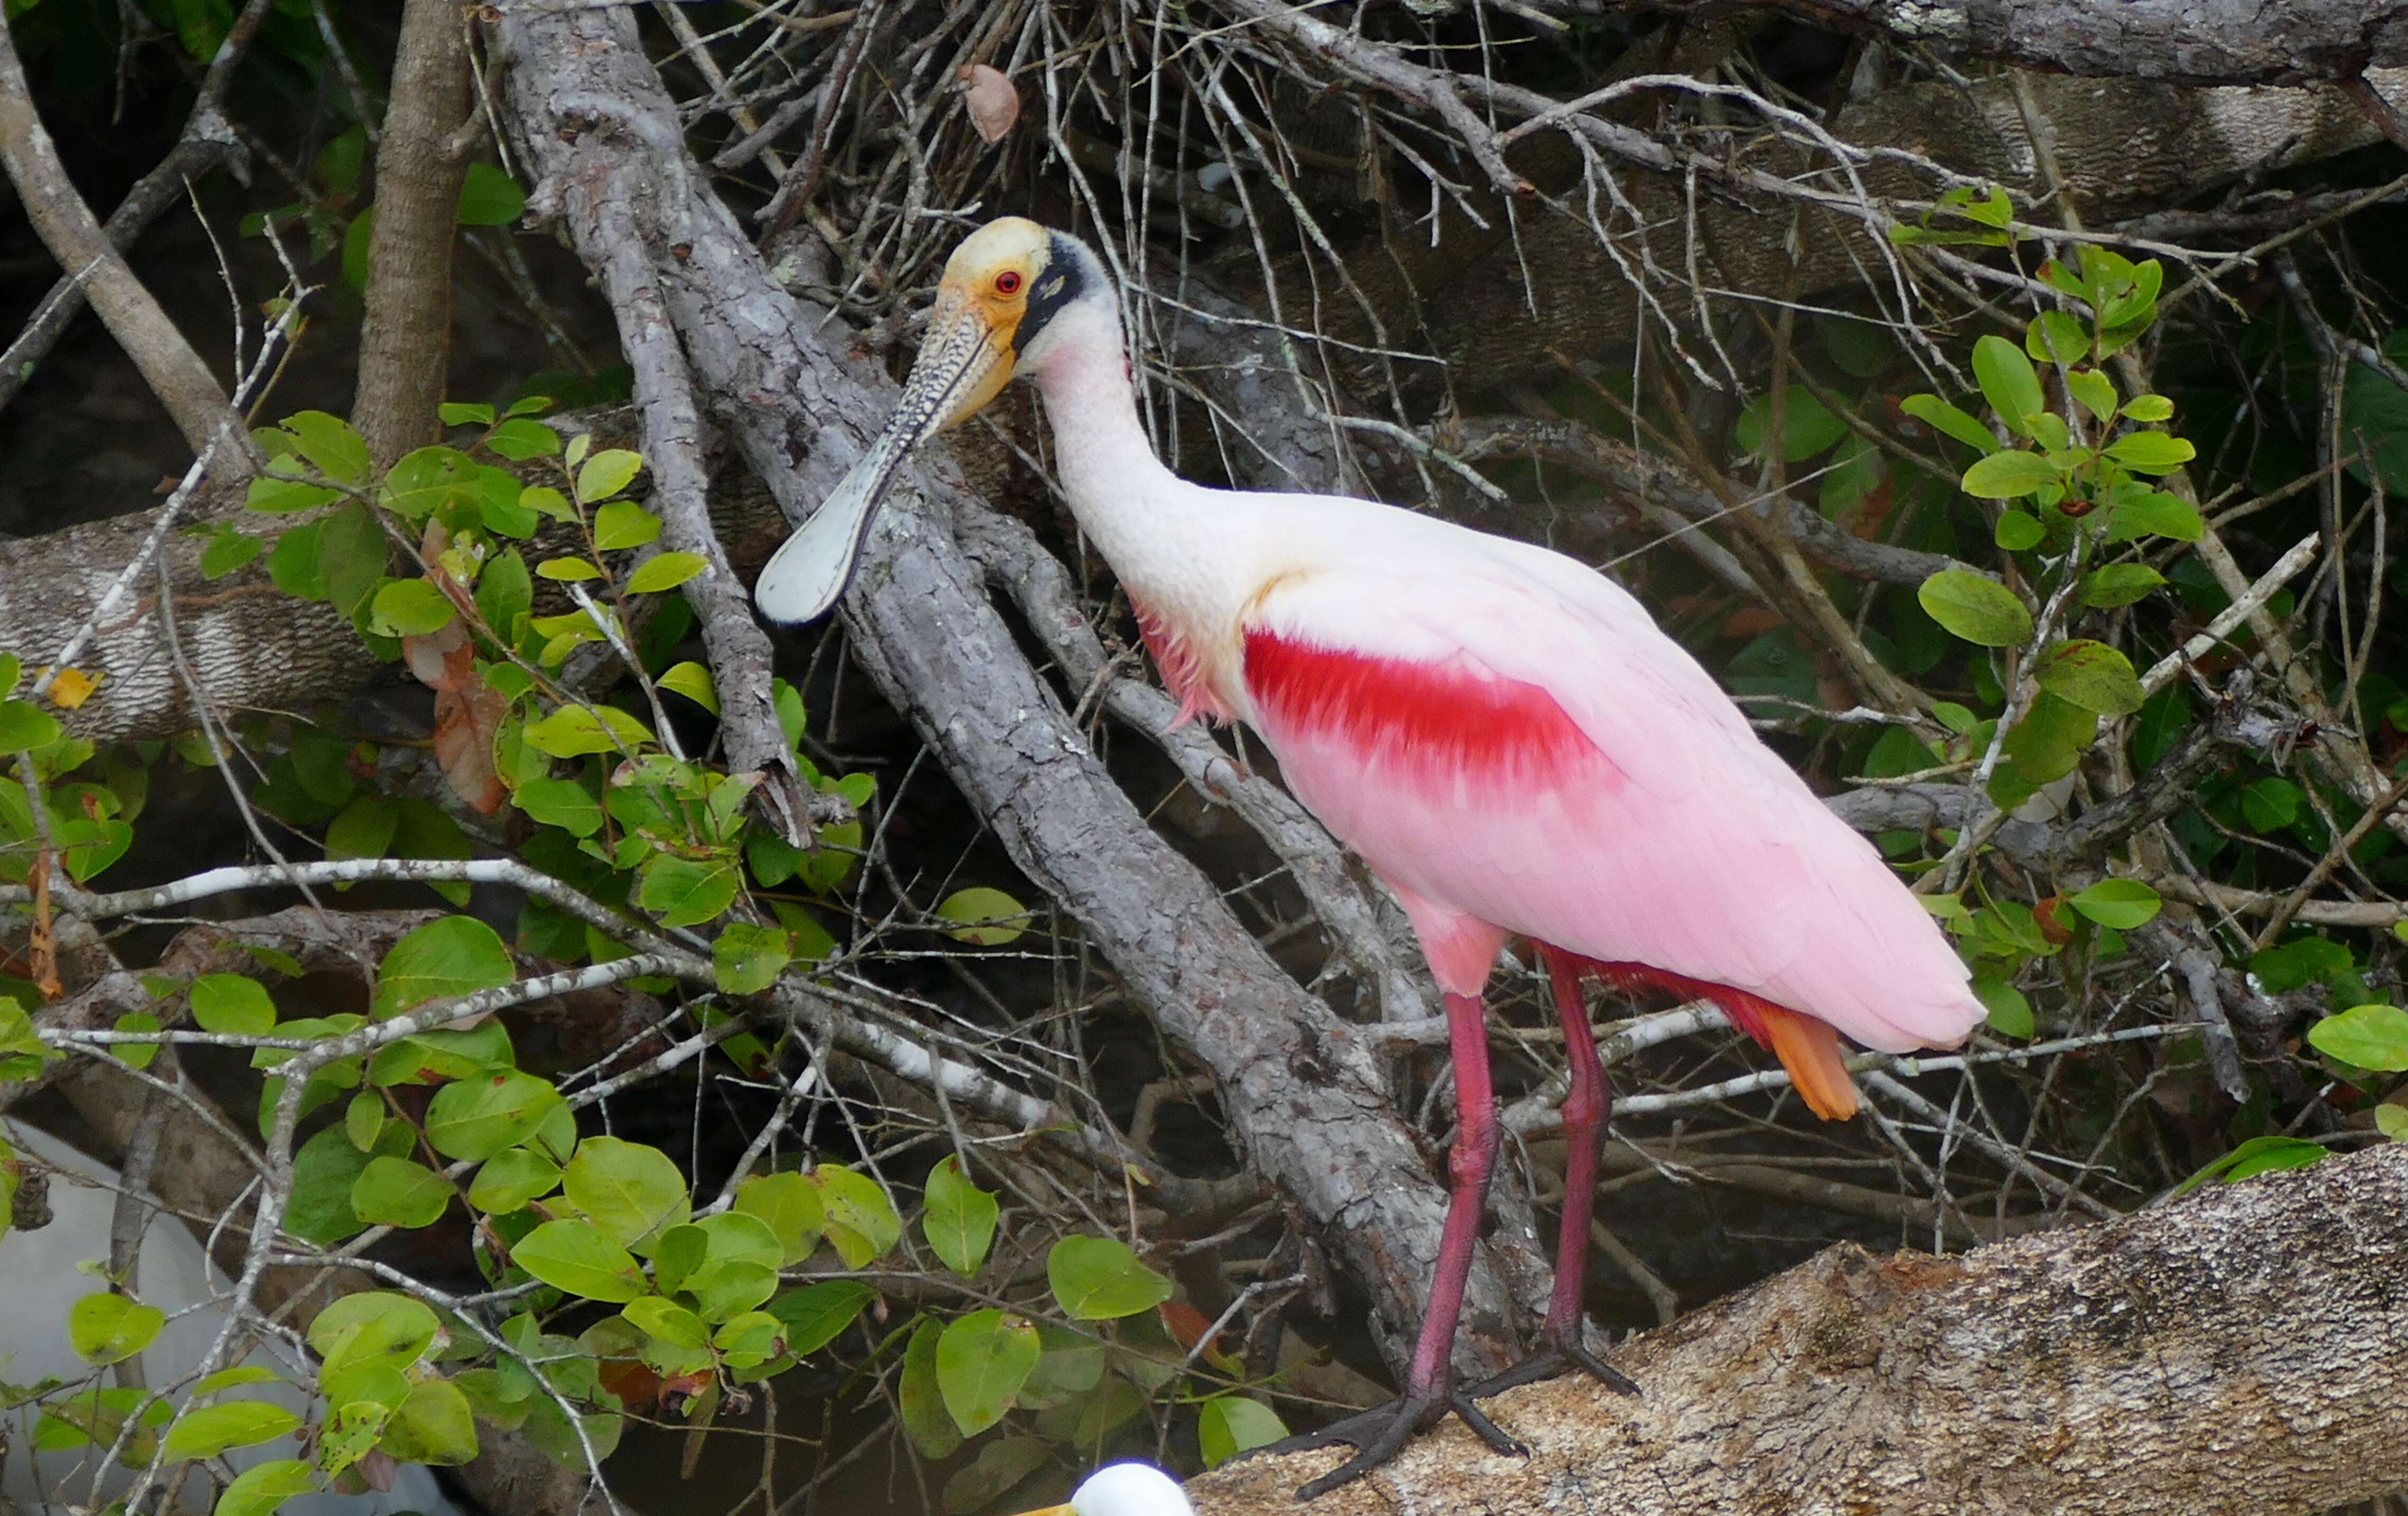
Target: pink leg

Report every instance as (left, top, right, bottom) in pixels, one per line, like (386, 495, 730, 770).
(1405, 990, 1506, 1396)
(1290, 990, 1523, 1498)
(1459, 948, 1641, 1400)
(1541, 946, 1603, 1340)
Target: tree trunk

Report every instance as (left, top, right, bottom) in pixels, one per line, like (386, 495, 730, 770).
(1198, 1143, 2408, 1515)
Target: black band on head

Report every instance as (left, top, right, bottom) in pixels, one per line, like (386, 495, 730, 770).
(1020, 232, 1089, 345)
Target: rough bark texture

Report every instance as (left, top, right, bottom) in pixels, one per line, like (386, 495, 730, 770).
(1656, 0, 2408, 85)
(353, 0, 475, 467)
(1196, 1144, 2408, 1516)
(491, 3, 1554, 1382)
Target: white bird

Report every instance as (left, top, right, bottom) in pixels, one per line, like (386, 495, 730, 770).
(1, 1120, 457, 1515)
(1009, 1462, 1196, 1516)
(755, 218, 1982, 1495)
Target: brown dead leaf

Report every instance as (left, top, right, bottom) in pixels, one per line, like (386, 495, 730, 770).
(958, 62, 1018, 143)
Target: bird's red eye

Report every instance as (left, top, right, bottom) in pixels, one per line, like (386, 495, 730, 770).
(995, 270, 1022, 295)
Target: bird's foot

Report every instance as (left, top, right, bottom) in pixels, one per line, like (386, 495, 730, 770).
(1264, 1386, 1527, 1501)
(1460, 1332, 1642, 1401)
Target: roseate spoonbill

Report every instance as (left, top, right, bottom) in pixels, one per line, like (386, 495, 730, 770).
(1, 1121, 459, 1515)
(1008, 1462, 1196, 1516)
(755, 218, 1985, 1494)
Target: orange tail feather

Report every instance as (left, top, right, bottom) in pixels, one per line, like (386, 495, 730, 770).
(1758, 1005, 1860, 1121)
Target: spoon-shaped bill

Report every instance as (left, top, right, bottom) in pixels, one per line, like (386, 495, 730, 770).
(752, 423, 913, 624)
(753, 285, 1015, 626)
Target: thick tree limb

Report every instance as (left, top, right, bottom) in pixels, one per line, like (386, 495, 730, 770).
(1197, 1144, 2408, 1515)
(492, 2, 1555, 1388)
(353, 0, 476, 467)
(1649, 0, 2408, 86)
(0, 19, 251, 470)
(0, 0, 270, 423)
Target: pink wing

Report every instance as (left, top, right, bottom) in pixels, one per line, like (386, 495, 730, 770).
(1234, 539, 1980, 1055)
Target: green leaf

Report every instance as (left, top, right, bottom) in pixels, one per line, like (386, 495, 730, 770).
(426, 1071, 566, 1161)
(2035, 640, 2143, 717)
(373, 916, 514, 1017)
(936, 1309, 1039, 1436)
(922, 1155, 999, 1278)
(1972, 335, 2045, 435)
(625, 552, 707, 595)
(594, 501, 662, 550)
(2250, 937, 2355, 994)
(564, 1135, 692, 1250)
(0, 698, 61, 750)
(537, 556, 604, 583)
(900, 1318, 963, 1459)
(1959, 449, 2060, 500)
(191, 973, 276, 1034)
(325, 794, 401, 866)
(935, 886, 1032, 946)
(351, 1156, 454, 1228)
(1732, 385, 1849, 461)
(162, 1399, 301, 1460)
(763, 1279, 875, 1355)
(245, 474, 343, 514)
(384, 1377, 481, 1465)
(456, 162, 528, 226)
(440, 402, 495, 427)
(468, 1147, 562, 1213)
(1899, 393, 1998, 454)
(485, 418, 560, 461)
(1970, 970, 2032, 1039)
(734, 1171, 824, 1264)
(2377, 1104, 2408, 1142)
(686, 1212, 783, 1320)
(309, 1292, 441, 1380)
(576, 449, 644, 503)
(658, 660, 719, 715)
(214, 1458, 319, 1516)
(2175, 1135, 2326, 1195)
(2066, 879, 2161, 930)
(2063, 371, 2118, 428)
(512, 1218, 648, 1302)
(523, 703, 652, 758)
(369, 578, 458, 637)
(1993, 511, 2044, 551)
(2079, 563, 2165, 608)
(2123, 394, 2174, 422)
(514, 776, 605, 838)
(624, 1295, 711, 1349)
(69, 1291, 165, 1365)
(285, 1124, 373, 1243)
(2103, 488, 2202, 543)
(200, 526, 264, 579)
(639, 855, 740, 928)
(1917, 569, 2032, 648)
(1046, 1235, 1173, 1320)
(814, 1164, 902, 1268)
(283, 410, 372, 484)
(2024, 311, 2090, 368)
(2305, 1004, 2408, 1072)
(1198, 1396, 1288, 1468)
(2103, 431, 2196, 474)
(2240, 776, 2305, 833)
(942, 1436, 1054, 1515)
(713, 920, 790, 995)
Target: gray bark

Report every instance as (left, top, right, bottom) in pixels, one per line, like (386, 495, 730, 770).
(1197, 1144, 2408, 1515)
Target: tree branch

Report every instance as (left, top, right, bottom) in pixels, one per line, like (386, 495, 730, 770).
(1200, 1145, 2408, 1514)
(0, 20, 252, 469)
(353, 0, 475, 467)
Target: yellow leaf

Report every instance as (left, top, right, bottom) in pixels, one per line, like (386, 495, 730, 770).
(42, 667, 99, 710)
